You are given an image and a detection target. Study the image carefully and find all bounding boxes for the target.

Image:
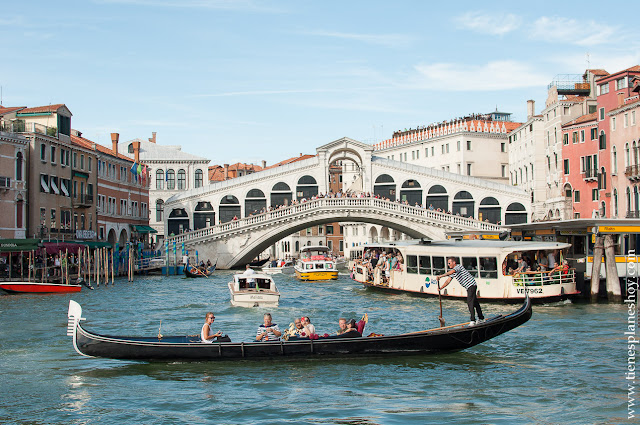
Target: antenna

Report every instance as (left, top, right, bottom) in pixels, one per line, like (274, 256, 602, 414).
(586, 52, 591, 70)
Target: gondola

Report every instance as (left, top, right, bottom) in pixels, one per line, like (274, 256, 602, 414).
(183, 263, 216, 278)
(1, 281, 82, 294)
(66, 296, 532, 361)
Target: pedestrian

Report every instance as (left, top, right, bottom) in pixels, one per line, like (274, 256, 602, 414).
(436, 257, 485, 326)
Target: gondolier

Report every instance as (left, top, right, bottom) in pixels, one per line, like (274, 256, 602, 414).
(436, 257, 485, 325)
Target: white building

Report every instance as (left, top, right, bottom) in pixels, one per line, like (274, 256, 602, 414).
(119, 132, 210, 244)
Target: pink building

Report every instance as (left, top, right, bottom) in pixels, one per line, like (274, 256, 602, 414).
(561, 112, 599, 218)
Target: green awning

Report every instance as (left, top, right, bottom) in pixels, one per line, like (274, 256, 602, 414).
(132, 225, 158, 234)
(0, 238, 42, 252)
(81, 241, 113, 249)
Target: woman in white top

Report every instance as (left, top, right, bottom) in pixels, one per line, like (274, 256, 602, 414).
(301, 316, 316, 336)
(201, 312, 222, 343)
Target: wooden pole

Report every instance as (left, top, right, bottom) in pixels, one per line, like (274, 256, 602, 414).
(28, 251, 32, 282)
(111, 249, 115, 285)
(604, 234, 622, 302)
(590, 235, 604, 301)
(96, 248, 100, 287)
(20, 251, 23, 280)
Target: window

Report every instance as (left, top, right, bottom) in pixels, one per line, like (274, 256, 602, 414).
(501, 164, 506, 177)
(501, 142, 506, 152)
(156, 169, 164, 189)
(425, 148, 428, 157)
(599, 83, 609, 95)
(573, 190, 580, 202)
(432, 256, 445, 275)
(128, 144, 134, 153)
(480, 257, 498, 278)
(166, 169, 175, 189)
(462, 257, 478, 277)
(457, 141, 460, 151)
(613, 146, 618, 174)
(418, 256, 431, 274)
(326, 225, 334, 235)
(404, 152, 407, 161)
(592, 188, 599, 201)
(466, 140, 471, 150)
(195, 169, 203, 188)
(80, 154, 85, 170)
(412, 151, 415, 160)
(633, 111, 637, 126)
(16, 152, 23, 181)
(564, 159, 570, 175)
(431, 146, 434, 156)
(88, 158, 92, 171)
(599, 107, 605, 121)
(599, 131, 606, 150)
(50, 146, 56, 164)
(581, 130, 585, 143)
(177, 169, 186, 190)
(612, 117, 616, 131)
(156, 199, 164, 221)
(407, 255, 418, 274)
(446, 143, 450, 153)
(73, 152, 77, 168)
(625, 113, 629, 128)
(591, 128, 597, 140)
(572, 132, 578, 144)
(616, 77, 627, 90)
(40, 143, 46, 161)
(467, 163, 472, 175)
(563, 133, 569, 145)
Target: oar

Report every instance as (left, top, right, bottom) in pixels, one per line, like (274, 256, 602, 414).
(437, 281, 445, 327)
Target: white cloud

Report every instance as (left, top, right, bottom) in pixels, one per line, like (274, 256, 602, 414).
(304, 30, 414, 48)
(531, 16, 618, 46)
(453, 11, 521, 36)
(411, 60, 550, 91)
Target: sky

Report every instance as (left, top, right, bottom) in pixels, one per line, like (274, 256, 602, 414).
(1, 1, 639, 166)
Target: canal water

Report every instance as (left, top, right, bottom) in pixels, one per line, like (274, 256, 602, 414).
(0, 271, 632, 424)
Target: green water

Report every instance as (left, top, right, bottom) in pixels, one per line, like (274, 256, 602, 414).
(0, 271, 633, 424)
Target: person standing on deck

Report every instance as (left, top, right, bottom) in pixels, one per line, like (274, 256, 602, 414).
(436, 257, 485, 326)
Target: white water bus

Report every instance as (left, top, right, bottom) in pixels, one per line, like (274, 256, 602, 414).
(351, 240, 579, 302)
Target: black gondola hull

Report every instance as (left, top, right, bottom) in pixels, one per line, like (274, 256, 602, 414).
(68, 297, 532, 361)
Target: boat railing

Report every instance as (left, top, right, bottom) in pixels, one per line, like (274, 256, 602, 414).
(511, 269, 575, 287)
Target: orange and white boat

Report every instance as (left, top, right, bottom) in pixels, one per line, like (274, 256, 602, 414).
(294, 246, 338, 281)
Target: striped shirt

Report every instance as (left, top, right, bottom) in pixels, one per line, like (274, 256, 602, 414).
(256, 324, 280, 341)
(452, 264, 477, 289)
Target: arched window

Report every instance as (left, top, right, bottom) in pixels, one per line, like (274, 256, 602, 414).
(156, 199, 164, 222)
(626, 143, 631, 168)
(599, 130, 606, 150)
(194, 169, 203, 188)
(599, 167, 606, 190)
(166, 169, 175, 189)
(177, 169, 186, 190)
(612, 146, 617, 174)
(16, 152, 23, 181)
(156, 169, 164, 190)
(614, 189, 618, 217)
(634, 141, 639, 167)
(128, 143, 134, 153)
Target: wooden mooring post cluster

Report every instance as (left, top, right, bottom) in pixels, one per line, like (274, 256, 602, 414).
(590, 234, 622, 302)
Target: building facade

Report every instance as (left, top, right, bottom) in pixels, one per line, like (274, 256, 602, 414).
(0, 127, 28, 239)
(119, 132, 210, 243)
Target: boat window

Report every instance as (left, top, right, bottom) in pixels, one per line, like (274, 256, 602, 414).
(315, 263, 324, 269)
(407, 255, 418, 274)
(325, 262, 333, 269)
(306, 264, 313, 270)
(432, 256, 446, 275)
(462, 257, 478, 277)
(480, 257, 498, 278)
(419, 256, 431, 274)
(257, 279, 271, 290)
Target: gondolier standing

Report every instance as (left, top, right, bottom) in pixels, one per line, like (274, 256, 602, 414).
(436, 257, 485, 325)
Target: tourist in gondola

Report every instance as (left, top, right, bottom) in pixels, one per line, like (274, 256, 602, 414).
(336, 318, 348, 335)
(201, 312, 223, 343)
(256, 313, 281, 341)
(300, 316, 315, 337)
(436, 257, 485, 326)
(337, 319, 361, 337)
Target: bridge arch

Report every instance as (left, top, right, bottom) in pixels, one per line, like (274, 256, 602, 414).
(245, 188, 266, 216)
(296, 175, 318, 200)
(505, 202, 527, 224)
(271, 182, 292, 207)
(220, 195, 241, 223)
(426, 185, 448, 211)
(452, 191, 475, 218)
(479, 197, 501, 224)
(374, 174, 396, 200)
(400, 179, 422, 206)
(168, 208, 189, 234)
(194, 201, 215, 230)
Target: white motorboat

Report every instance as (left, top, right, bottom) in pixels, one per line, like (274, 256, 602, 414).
(260, 259, 295, 275)
(228, 273, 280, 307)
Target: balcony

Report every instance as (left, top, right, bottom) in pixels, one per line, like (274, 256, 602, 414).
(626, 211, 640, 219)
(625, 165, 640, 181)
(73, 194, 94, 208)
(0, 120, 58, 137)
(584, 168, 598, 182)
(548, 74, 591, 96)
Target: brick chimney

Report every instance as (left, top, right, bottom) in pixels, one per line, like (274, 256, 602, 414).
(261, 160, 266, 169)
(149, 132, 157, 143)
(133, 141, 140, 163)
(111, 133, 119, 155)
(526, 100, 535, 119)
(224, 164, 229, 180)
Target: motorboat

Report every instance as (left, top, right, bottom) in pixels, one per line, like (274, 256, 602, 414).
(260, 259, 295, 275)
(294, 246, 338, 281)
(228, 272, 280, 307)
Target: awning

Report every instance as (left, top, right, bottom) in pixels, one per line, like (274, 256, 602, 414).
(40, 175, 49, 193)
(0, 238, 42, 252)
(132, 225, 158, 234)
(60, 180, 69, 197)
(81, 241, 112, 249)
(51, 179, 60, 195)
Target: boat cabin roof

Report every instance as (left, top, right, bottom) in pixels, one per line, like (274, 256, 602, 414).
(362, 239, 571, 252)
(300, 245, 330, 253)
(232, 273, 276, 291)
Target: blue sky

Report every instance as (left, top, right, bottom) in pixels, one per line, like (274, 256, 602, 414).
(1, 1, 638, 166)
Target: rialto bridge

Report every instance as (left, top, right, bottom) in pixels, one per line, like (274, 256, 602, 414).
(164, 138, 530, 269)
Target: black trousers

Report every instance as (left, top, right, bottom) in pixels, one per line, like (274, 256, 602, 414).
(466, 285, 484, 321)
